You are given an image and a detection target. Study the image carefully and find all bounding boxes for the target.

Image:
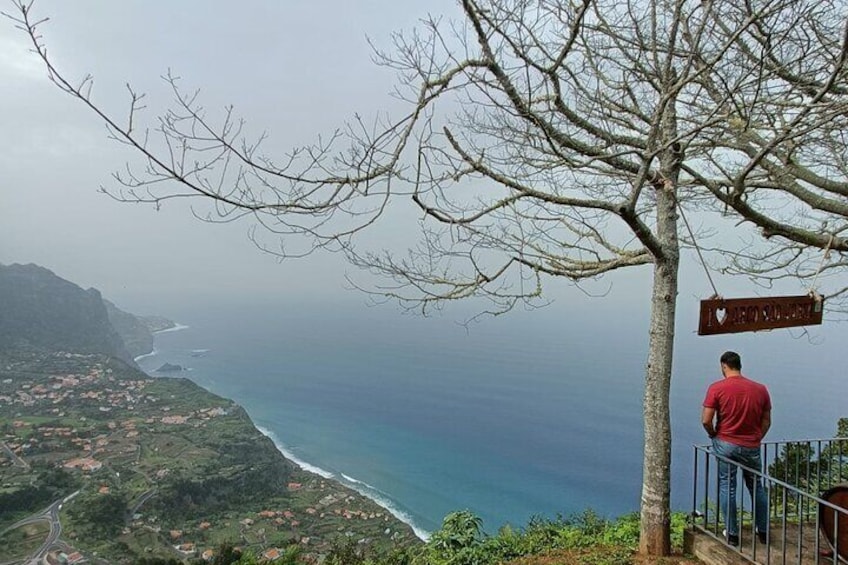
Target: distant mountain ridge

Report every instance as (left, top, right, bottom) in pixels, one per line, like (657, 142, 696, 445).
(0, 263, 170, 363)
(0, 263, 420, 561)
(103, 298, 155, 359)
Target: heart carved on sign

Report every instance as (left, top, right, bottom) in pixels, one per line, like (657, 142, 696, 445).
(715, 307, 727, 325)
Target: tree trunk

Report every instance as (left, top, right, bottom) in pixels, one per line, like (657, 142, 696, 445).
(639, 251, 678, 555)
(639, 116, 681, 555)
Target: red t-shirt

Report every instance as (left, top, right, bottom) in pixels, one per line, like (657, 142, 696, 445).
(703, 375, 771, 448)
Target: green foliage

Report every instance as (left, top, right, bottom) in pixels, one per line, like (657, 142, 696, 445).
(0, 484, 53, 517)
(233, 555, 261, 565)
(209, 542, 245, 565)
(430, 511, 485, 552)
(38, 465, 81, 491)
(312, 510, 671, 565)
(277, 545, 304, 565)
(324, 536, 415, 565)
(765, 420, 848, 520)
(325, 537, 369, 565)
(837, 418, 848, 438)
(767, 442, 819, 490)
(767, 419, 848, 494)
(397, 509, 687, 565)
(186, 542, 295, 565)
(0, 466, 80, 519)
(598, 512, 640, 548)
(670, 512, 687, 550)
(66, 491, 128, 540)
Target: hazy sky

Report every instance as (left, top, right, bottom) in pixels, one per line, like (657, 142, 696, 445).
(1, 1, 843, 343)
(1, 1, 467, 313)
(3, 2, 847, 457)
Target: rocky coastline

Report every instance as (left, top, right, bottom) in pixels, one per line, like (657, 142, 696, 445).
(0, 263, 420, 563)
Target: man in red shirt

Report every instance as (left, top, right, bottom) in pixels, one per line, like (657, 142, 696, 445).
(702, 351, 771, 546)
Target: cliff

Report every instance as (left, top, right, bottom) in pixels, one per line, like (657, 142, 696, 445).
(0, 263, 134, 364)
(103, 298, 155, 359)
(0, 263, 419, 563)
(0, 263, 173, 363)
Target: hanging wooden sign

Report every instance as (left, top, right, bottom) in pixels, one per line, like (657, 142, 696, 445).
(698, 295, 824, 335)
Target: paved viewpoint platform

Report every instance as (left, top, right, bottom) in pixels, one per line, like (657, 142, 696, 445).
(685, 522, 840, 565)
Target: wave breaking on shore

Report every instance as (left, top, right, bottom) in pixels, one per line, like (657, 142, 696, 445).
(153, 323, 190, 334)
(133, 348, 158, 362)
(256, 425, 431, 541)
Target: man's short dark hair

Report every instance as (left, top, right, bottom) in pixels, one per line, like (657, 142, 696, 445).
(720, 351, 742, 371)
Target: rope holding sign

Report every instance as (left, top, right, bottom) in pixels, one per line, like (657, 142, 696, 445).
(676, 200, 720, 299)
(808, 234, 834, 298)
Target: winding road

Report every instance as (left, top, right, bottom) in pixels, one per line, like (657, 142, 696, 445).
(0, 491, 78, 565)
(0, 442, 28, 469)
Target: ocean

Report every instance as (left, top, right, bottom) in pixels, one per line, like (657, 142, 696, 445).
(135, 297, 847, 539)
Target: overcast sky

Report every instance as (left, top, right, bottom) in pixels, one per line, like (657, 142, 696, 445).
(1, 1, 649, 315)
(1, 1, 842, 346)
(1, 1, 466, 312)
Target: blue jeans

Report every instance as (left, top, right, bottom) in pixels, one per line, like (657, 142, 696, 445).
(712, 438, 769, 536)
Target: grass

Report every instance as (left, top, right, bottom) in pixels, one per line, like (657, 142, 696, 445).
(0, 520, 50, 560)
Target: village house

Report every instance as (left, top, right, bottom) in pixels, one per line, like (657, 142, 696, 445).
(161, 415, 189, 425)
(262, 548, 281, 561)
(63, 457, 102, 472)
(174, 542, 195, 555)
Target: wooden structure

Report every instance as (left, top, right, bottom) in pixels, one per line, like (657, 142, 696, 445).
(820, 484, 848, 561)
(699, 295, 824, 335)
(686, 521, 838, 565)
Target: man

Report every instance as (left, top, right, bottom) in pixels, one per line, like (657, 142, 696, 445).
(702, 351, 771, 546)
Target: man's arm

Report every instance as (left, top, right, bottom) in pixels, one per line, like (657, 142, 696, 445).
(701, 406, 717, 438)
(760, 409, 771, 440)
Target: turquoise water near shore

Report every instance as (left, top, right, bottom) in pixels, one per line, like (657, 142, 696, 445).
(136, 299, 846, 537)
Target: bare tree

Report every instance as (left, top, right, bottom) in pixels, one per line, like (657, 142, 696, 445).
(7, 0, 848, 555)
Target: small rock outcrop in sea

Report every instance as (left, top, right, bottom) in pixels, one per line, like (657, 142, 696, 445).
(155, 362, 184, 372)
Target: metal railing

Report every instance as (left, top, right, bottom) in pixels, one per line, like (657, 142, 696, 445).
(692, 438, 848, 565)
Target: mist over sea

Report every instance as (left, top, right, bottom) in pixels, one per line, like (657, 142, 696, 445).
(136, 297, 846, 537)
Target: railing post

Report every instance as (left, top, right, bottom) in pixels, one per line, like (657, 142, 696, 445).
(691, 437, 848, 564)
(772, 442, 779, 520)
(781, 487, 788, 565)
(797, 489, 803, 565)
(693, 445, 698, 527)
(815, 503, 821, 565)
